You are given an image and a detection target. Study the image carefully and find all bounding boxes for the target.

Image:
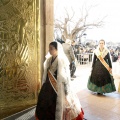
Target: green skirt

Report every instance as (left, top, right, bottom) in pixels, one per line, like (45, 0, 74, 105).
(87, 75, 116, 93)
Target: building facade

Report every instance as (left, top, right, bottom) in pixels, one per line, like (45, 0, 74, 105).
(0, 0, 54, 119)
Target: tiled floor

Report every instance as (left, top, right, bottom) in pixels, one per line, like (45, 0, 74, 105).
(71, 62, 120, 120)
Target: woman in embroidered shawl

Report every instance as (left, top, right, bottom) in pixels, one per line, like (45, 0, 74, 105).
(35, 41, 84, 120)
(87, 39, 116, 94)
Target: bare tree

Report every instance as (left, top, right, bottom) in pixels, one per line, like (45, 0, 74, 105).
(54, 6, 105, 42)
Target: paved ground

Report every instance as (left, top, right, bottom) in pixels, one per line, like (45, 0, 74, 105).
(72, 62, 120, 120)
(3, 62, 120, 120)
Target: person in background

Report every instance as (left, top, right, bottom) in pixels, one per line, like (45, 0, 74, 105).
(71, 40, 76, 50)
(87, 39, 116, 95)
(110, 49, 115, 62)
(62, 39, 76, 78)
(35, 41, 84, 120)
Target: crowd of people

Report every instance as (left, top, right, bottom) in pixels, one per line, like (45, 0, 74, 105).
(34, 38, 120, 120)
(73, 43, 120, 63)
(110, 48, 120, 62)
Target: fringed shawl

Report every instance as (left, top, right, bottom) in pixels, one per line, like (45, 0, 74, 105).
(94, 47, 109, 58)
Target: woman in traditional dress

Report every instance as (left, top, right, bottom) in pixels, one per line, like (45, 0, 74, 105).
(87, 39, 116, 94)
(35, 41, 84, 120)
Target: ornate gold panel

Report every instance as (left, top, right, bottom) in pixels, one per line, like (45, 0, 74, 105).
(0, 0, 40, 118)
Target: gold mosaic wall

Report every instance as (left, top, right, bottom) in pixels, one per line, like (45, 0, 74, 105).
(0, 0, 40, 118)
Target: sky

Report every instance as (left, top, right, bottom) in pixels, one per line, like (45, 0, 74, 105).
(54, 0, 120, 43)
